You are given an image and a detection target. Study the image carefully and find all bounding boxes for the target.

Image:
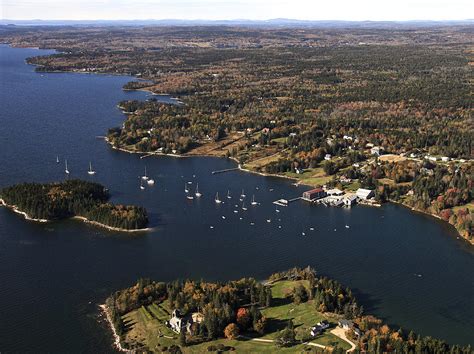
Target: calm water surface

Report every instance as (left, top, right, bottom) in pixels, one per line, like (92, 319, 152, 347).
(0, 45, 473, 352)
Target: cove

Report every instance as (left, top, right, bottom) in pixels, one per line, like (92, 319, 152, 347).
(0, 45, 473, 352)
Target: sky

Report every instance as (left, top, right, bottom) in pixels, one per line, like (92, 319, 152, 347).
(1, 0, 473, 21)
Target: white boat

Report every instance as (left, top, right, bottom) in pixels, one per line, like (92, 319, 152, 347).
(187, 195, 194, 200)
(195, 183, 202, 197)
(221, 215, 226, 219)
(302, 231, 306, 236)
(233, 210, 238, 213)
(87, 162, 96, 175)
(142, 166, 149, 180)
(310, 227, 315, 231)
(240, 189, 246, 198)
(227, 190, 232, 199)
(251, 195, 257, 206)
(210, 226, 214, 229)
(140, 179, 145, 190)
(56, 155, 59, 163)
(266, 219, 271, 223)
(345, 225, 350, 229)
(65, 159, 70, 174)
(242, 201, 247, 211)
(184, 183, 189, 193)
(215, 192, 222, 204)
(147, 179, 155, 185)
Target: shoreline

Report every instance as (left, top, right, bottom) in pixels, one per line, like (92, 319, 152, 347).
(99, 304, 129, 353)
(12, 43, 470, 245)
(0, 198, 49, 223)
(0, 199, 150, 233)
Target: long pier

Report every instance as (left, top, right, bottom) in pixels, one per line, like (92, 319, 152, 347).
(211, 168, 239, 175)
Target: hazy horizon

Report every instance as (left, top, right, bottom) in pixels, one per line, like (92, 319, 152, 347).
(2, 0, 473, 22)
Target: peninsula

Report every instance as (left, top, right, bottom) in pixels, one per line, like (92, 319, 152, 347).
(0, 180, 149, 231)
(103, 267, 471, 353)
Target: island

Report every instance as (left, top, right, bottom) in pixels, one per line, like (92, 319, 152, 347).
(0, 25, 472, 243)
(0, 179, 149, 231)
(103, 267, 470, 353)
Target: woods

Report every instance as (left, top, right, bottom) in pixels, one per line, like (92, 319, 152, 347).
(0, 180, 148, 230)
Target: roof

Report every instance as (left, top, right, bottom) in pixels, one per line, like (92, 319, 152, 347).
(344, 194, 358, 201)
(305, 188, 324, 194)
(356, 188, 374, 197)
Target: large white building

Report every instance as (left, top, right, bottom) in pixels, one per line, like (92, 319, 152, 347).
(356, 188, 375, 200)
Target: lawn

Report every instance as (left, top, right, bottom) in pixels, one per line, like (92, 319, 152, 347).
(283, 167, 333, 187)
(119, 280, 351, 352)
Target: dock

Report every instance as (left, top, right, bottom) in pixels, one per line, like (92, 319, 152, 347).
(273, 197, 300, 207)
(211, 168, 239, 175)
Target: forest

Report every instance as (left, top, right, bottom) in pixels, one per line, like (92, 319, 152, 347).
(0, 180, 148, 230)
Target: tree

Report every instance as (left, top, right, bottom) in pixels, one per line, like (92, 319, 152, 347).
(275, 319, 296, 347)
(236, 308, 251, 330)
(179, 329, 186, 347)
(224, 323, 240, 340)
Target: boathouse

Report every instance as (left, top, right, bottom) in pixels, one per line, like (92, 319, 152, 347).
(302, 188, 326, 201)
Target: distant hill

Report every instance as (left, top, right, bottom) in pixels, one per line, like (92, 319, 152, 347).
(1, 18, 473, 28)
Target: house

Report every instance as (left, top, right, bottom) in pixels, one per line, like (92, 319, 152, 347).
(324, 154, 332, 161)
(168, 309, 204, 334)
(169, 309, 186, 333)
(310, 326, 323, 336)
(310, 321, 330, 336)
(370, 146, 384, 156)
(327, 188, 344, 196)
(343, 194, 358, 206)
(317, 320, 330, 330)
(356, 188, 375, 200)
(338, 319, 353, 330)
(340, 176, 352, 183)
(441, 156, 450, 162)
(302, 188, 326, 201)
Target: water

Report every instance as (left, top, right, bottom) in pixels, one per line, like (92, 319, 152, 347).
(0, 45, 472, 352)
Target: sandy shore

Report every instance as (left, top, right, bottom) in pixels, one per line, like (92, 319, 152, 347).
(0, 198, 49, 222)
(73, 216, 151, 233)
(99, 304, 129, 353)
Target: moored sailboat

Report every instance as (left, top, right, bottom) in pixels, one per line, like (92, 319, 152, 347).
(87, 162, 96, 175)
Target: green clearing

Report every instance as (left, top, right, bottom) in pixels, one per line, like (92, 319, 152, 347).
(119, 280, 351, 352)
(283, 167, 333, 187)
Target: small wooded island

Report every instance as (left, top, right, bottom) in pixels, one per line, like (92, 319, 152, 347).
(0, 180, 148, 231)
(103, 268, 471, 353)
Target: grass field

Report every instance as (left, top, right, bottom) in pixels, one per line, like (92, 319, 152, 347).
(119, 280, 350, 352)
(283, 167, 333, 187)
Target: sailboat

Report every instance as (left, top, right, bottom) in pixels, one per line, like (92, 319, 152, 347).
(195, 183, 202, 197)
(187, 194, 194, 200)
(65, 159, 70, 174)
(227, 190, 232, 199)
(215, 192, 222, 204)
(251, 195, 257, 206)
(184, 183, 189, 193)
(87, 162, 96, 175)
(241, 201, 247, 211)
(147, 178, 155, 185)
(56, 155, 59, 163)
(240, 189, 246, 198)
(140, 179, 145, 190)
(141, 166, 149, 180)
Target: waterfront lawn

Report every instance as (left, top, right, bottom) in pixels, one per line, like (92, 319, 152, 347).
(120, 280, 350, 352)
(283, 167, 333, 187)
